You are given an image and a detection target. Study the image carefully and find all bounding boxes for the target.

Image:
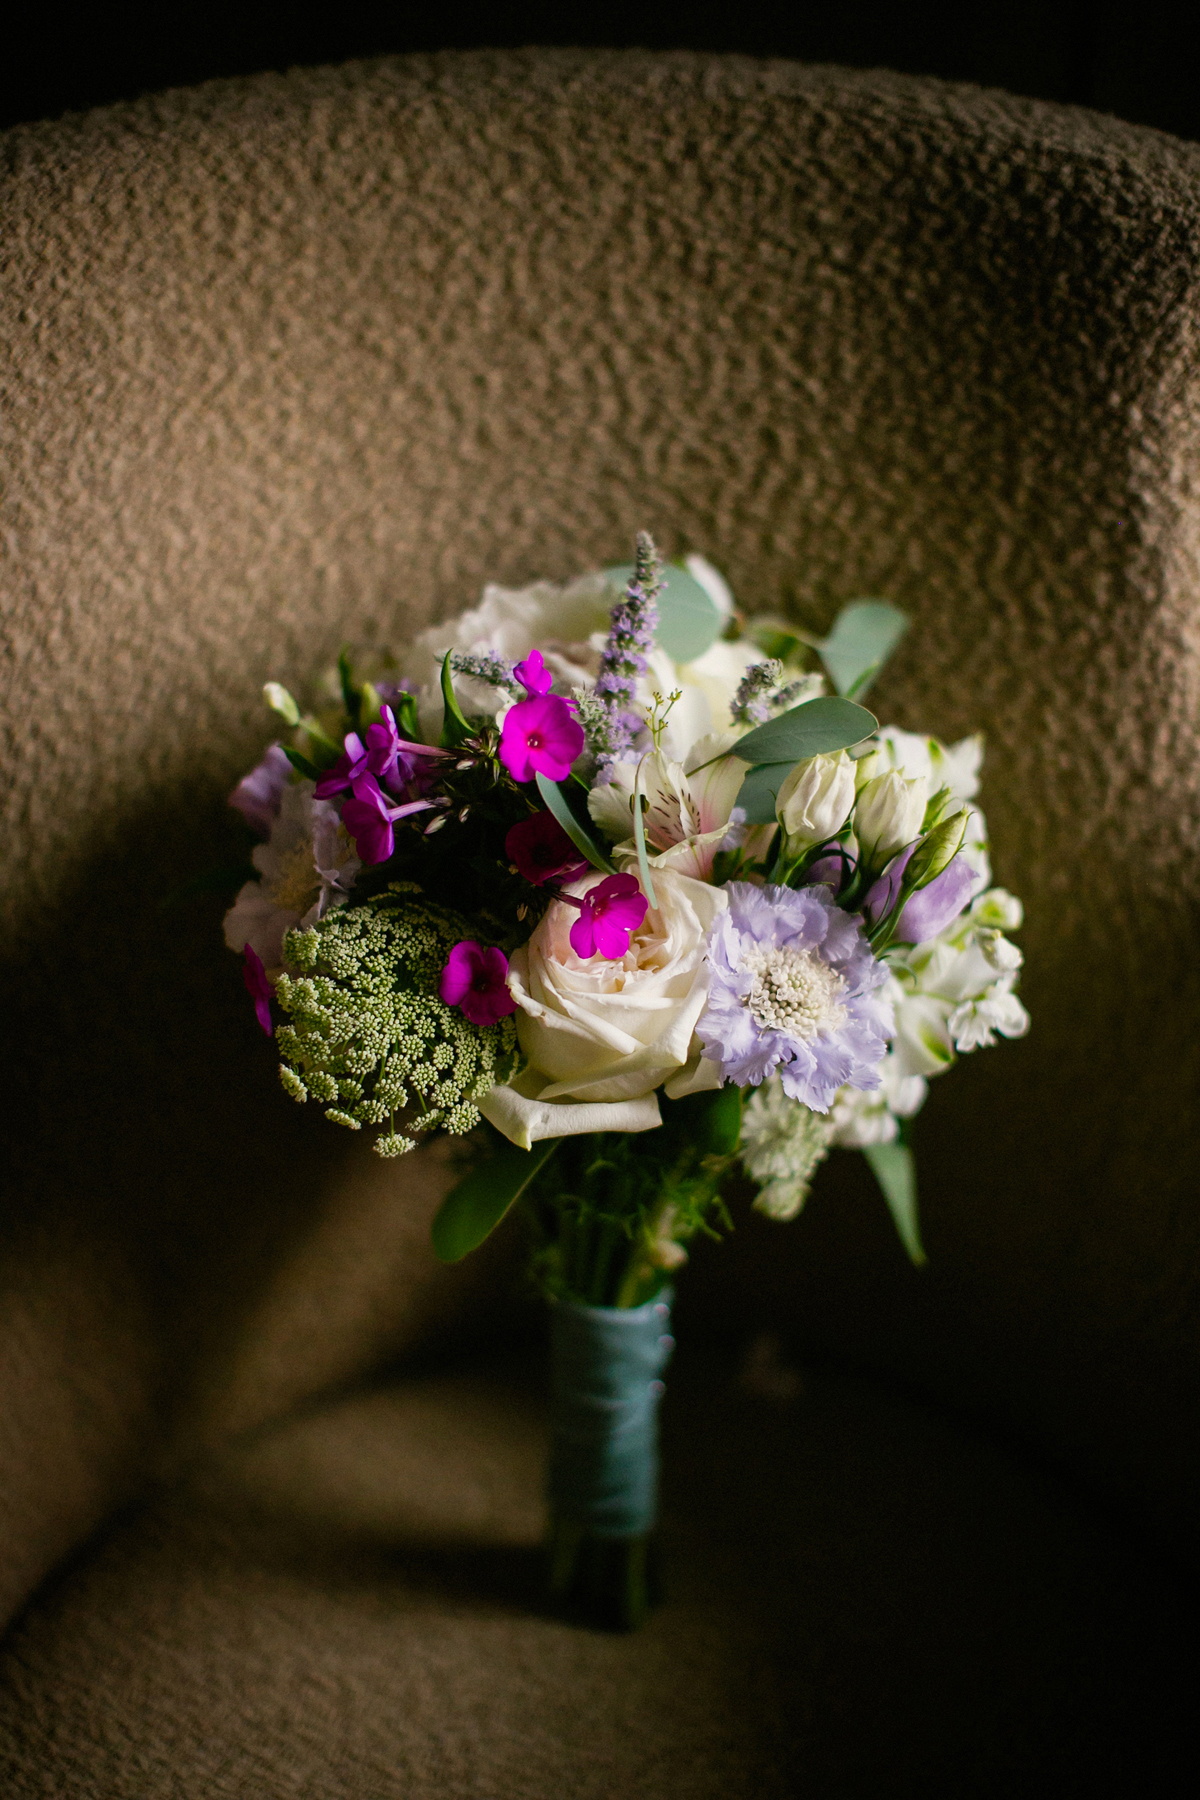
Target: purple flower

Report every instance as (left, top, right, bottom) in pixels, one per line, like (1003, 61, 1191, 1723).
(513, 648, 554, 697)
(593, 533, 662, 773)
(341, 774, 436, 864)
(563, 872, 648, 960)
(439, 941, 518, 1026)
(697, 881, 893, 1111)
(505, 811, 589, 886)
(242, 944, 274, 1035)
(864, 847, 975, 945)
(314, 730, 370, 799)
(895, 854, 976, 944)
(499, 694, 586, 784)
(229, 744, 292, 835)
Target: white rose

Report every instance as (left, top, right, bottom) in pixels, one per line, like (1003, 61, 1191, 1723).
(776, 750, 857, 854)
(480, 868, 728, 1148)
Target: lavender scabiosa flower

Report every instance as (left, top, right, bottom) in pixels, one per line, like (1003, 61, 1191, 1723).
(593, 531, 662, 773)
(697, 882, 893, 1111)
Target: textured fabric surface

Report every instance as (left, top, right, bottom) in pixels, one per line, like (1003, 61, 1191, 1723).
(3, 47, 1200, 1640)
(0, 1352, 1194, 1797)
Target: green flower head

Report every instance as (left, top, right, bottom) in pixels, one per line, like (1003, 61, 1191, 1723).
(273, 885, 519, 1156)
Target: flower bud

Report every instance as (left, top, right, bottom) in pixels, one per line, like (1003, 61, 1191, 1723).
(776, 750, 857, 853)
(854, 771, 929, 872)
(853, 749, 882, 791)
(903, 807, 968, 891)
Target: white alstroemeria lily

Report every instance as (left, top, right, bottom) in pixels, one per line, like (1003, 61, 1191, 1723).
(223, 782, 360, 973)
(589, 734, 765, 880)
(874, 725, 984, 803)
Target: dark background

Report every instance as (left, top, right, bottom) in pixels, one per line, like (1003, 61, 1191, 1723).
(2, 1, 1199, 143)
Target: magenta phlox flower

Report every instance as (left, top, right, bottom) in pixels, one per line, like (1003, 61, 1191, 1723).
(698, 881, 893, 1110)
(229, 743, 292, 835)
(505, 811, 589, 886)
(314, 730, 370, 798)
(358, 705, 447, 793)
(341, 773, 436, 864)
(513, 648, 554, 697)
(499, 693, 585, 784)
(440, 940, 519, 1026)
(242, 945, 274, 1035)
(863, 847, 975, 945)
(561, 872, 648, 960)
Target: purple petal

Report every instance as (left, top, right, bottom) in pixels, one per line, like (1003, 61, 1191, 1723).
(896, 853, 976, 944)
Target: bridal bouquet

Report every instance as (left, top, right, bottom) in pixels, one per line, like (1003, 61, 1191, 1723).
(224, 534, 1027, 1625)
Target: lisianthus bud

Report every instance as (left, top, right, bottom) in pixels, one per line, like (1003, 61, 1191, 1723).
(903, 807, 968, 891)
(853, 750, 882, 791)
(776, 750, 857, 853)
(855, 771, 928, 872)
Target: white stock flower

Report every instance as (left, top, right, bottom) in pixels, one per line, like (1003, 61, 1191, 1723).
(776, 751, 857, 854)
(854, 770, 929, 871)
(223, 783, 360, 972)
(481, 868, 728, 1148)
(827, 1055, 928, 1147)
(739, 1077, 833, 1220)
(885, 889, 1029, 1078)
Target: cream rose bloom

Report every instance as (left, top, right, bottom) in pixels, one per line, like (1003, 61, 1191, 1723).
(480, 868, 728, 1148)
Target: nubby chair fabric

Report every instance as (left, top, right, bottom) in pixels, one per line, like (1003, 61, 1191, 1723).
(1, 50, 1198, 1794)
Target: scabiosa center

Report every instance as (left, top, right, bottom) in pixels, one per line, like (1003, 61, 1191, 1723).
(741, 943, 848, 1039)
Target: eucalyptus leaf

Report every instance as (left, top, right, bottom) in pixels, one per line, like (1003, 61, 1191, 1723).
(534, 773, 615, 874)
(734, 761, 797, 825)
(605, 561, 723, 664)
(732, 696, 877, 766)
(432, 1138, 560, 1262)
(863, 1141, 926, 1267)
(438, 652, 472, 748)
(818, 601, 909, 700)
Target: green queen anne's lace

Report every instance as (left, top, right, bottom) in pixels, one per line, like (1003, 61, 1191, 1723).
(274, 886, 519, 1157)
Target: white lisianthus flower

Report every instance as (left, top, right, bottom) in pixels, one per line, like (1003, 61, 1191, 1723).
(589, 735, 772, 880)
(223, 783, 360, 973)
(776, 750, 857, 855)
(874, 725, 984, 803)
(854, 770, 929, 873)
(481, 868, 727, 1148)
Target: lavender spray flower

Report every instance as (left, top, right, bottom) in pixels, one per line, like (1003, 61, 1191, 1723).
(591, 532, 662, 776)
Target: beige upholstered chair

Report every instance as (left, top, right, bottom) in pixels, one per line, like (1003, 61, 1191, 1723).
(2, 50, 1197, 1793)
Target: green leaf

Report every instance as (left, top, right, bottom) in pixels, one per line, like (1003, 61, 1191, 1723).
(534, 773, 615, 874)
(818, 601, 909, 700)
(734, 761, 796, 825)
(297, 715, 342, 769)
(863, 1141, 926, 1267)
(283, 745, 322, 780)
(605, 561, 723, 664)
(338, 648, 361, 727)
(696, 1082, 743, 1157)
(432, 1138, 560, 1262)
(438, 652, 472, 748)
(631, 765, 658, 909)
(732, 696, 877, 766)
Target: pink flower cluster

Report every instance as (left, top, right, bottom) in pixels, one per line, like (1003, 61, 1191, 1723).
(316, 705, 445, 863)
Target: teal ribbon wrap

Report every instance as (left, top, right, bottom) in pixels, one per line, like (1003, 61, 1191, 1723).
(548, 1291, 675, 1539)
